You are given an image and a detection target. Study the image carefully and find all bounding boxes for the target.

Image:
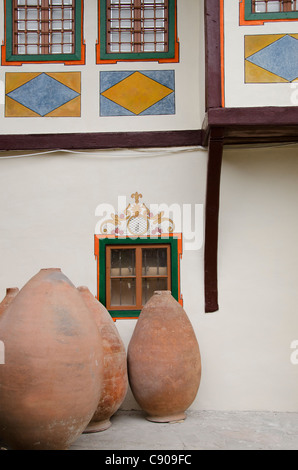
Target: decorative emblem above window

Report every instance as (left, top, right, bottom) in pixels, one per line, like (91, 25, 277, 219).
(98, 192, 175, 237)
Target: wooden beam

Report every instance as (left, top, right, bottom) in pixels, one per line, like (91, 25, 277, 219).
(0, 130, 203, 152)
(204, 0, 222, 110)
(208, 106, 298, 127)
(204, 127, 224, 313)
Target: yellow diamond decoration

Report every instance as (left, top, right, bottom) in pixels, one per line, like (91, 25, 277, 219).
(101, 72, 174, 115)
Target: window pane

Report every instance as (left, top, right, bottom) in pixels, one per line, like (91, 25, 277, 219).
(267, 1, 281, 11)
(111, 279, 136, 306)
(142, 278, 168, 305)
(111, 249, 136, 277)
(142, 248, 168, 276)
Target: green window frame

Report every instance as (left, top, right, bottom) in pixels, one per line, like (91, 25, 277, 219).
(97, 0, 179, 63)
(3, 0, 84, 65)
(245, 0, 298, 20)
(95, 236, 182, 319)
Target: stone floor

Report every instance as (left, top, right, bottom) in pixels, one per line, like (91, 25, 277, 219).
(70, 410, 298, 451)
(1, 410, 297, 451)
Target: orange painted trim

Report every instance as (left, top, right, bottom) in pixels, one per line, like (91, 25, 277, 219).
(177, 233, 183, 306)
(96, 0, 179, 64)
(220, 0, 225, 108)
(239, 0, 298, 25)
(96, 54, 180, 65)
(94, 233, 182, 240)
(1, 0, 86, 66)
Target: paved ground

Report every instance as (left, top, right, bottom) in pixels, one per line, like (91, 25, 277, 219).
(70, 410, 298, 451)
(1, 410, 297, 451)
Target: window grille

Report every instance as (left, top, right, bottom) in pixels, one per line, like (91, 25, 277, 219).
(106, 245, 171, 310)
(13, 0, 75, 55)
(106, 0, 169, 54)
(252, 0, 298, 12)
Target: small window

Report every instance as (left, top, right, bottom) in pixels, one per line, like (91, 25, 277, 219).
(243, 0, 298, 21)
(2, 0, 85, 65)
(97, 0, 179, 63)
(106, 245, 171, 310)
(95, 236, 182, 320)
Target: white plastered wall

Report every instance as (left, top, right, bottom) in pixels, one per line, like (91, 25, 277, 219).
(223, 0, 297, 108)
(0, 143, 297, 412)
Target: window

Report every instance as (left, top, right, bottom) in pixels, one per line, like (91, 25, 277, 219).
(2, 0, 85, 65)
(243, 0, 298, 21)
(97, 0, 179, 64)
(252, 0, 298, 12)
(107, 245, 171, 310)
(95, 235, 182, 319)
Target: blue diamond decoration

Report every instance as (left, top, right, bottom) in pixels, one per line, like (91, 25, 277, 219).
(246, 35, 298, 82)
(7, 73, 80, 116)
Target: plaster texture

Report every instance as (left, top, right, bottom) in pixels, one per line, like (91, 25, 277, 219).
(68, 410, 298, 451)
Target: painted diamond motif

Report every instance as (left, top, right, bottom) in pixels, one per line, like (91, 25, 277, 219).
(101, 71, 174, 115)
(246, 35, 298, 82)
(7, 73, 80, 116)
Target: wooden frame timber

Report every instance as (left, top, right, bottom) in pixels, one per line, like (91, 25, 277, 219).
(204, 128, 224, 313)
(0, 130, 202, 151)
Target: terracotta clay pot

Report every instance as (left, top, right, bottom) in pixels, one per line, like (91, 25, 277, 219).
(0, 269, 103, 450)
(0, 288, 19, 316)
(127, 291, 201, 423)
(78, 286, 128, 432)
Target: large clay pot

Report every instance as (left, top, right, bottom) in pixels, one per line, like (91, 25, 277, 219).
(0, 288, 19, 316)
(0, 269, 103, 450)
(127, 291, 201, 423)
(78, 286, 128, 432)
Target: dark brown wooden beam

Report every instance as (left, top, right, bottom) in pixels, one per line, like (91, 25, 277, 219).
(0, 130, 203, 152)
(208, 107, 298, 127)
(204, 0, 222, 110)
(204, 127, 224, 313)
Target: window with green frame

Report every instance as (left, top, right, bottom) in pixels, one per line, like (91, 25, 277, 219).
(2, 0, 84, 65)
(97, 0, 179, 63)
(245, 0, 298, 20)
(95, 236, 182, 319)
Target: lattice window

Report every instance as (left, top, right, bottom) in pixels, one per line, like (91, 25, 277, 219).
(106, 245, 171, 310)
(106, 0, 169, 53)
(12, 0, 75, 55)
(252, 0, 298, 12)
